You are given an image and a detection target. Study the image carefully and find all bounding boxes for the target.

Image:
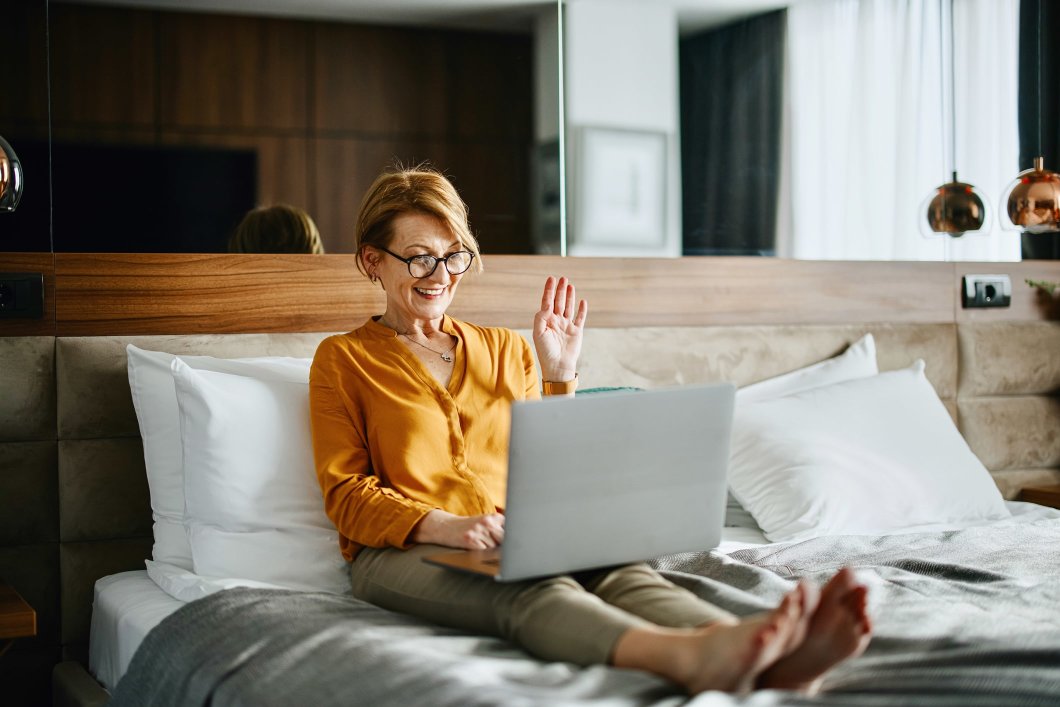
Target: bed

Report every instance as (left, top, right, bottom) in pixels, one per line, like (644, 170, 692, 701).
(94, 502, 1060, 706)
(46, 318, 1055, 706)
(2, 253, 1052, 706)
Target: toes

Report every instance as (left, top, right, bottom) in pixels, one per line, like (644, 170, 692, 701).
(843, 585, 872, 629)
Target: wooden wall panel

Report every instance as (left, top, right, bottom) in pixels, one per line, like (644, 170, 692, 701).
(38, 4, 535, 255)
(450, 32, 533, 140)
(45, 254, 1016, 336)
(158, 12, 310, 131)
(53, 253, 381, 335)
(312, 24, 449, 136)
(0, 1, 50, 129)
(0, 253, 55, 337)
(311, 137, 452, 253)
(49, 4, 156, 128)
(445, 142, 533, 255)
(450, 257, 958, 328)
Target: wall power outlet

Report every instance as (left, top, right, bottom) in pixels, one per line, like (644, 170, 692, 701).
(961, 274, 1011, 309)
(0, 272, 45, 319)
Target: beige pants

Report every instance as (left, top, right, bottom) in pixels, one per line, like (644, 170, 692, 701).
(350, 544, 735, 666)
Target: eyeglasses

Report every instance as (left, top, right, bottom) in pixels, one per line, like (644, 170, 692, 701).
(379, 247, 475, 278)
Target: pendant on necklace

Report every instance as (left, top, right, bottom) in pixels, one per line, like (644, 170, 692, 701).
(441, 353, 453, 363)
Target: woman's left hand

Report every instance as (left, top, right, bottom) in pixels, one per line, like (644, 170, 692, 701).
(533, 276, 588, 382)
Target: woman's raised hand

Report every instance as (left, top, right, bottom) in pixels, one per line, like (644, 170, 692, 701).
(533, 276, 588, 383)
(411, 509, 505, 550)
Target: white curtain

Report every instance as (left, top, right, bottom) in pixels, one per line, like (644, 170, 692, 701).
(779, 0, 1021, 261)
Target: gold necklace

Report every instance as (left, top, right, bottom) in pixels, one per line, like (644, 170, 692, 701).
(379, 316, 457, 363)
(400, 333, 456, 363)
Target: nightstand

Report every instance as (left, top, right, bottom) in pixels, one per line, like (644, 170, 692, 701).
(0, 579, 36, 658)
(1019, 484, 1060, 510)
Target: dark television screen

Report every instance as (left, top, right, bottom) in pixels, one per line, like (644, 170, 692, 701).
(0, 140, 258, 253)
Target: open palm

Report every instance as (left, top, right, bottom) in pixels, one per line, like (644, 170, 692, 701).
(533, 276, 588, 381)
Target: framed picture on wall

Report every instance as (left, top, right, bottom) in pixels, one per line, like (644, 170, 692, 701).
(575, 127, 666, 248)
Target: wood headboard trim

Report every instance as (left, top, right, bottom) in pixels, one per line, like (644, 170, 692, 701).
(1, 253, 1058, 336)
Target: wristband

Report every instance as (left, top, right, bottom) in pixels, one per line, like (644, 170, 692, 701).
(542, 373, 578, 396)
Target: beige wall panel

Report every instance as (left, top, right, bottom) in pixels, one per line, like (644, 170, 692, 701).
(0, 442, 58, 545)
(56, 339, 140, 440)
(56, 334, 335, 439)
(0, 337, 55, 442)
(60, 539, 152, 645)
(958, 322, 1060, 396)
(59, 439, 150, 543)
(562, 324, 957, 397)
(994, 468, 1060, 500)
(959, 396, 1060, 471)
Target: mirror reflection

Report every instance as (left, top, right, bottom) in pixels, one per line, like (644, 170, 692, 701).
(561, 0, 1038, 261)
(3, 0, 1051, 261)
(1, 0, 560, 255)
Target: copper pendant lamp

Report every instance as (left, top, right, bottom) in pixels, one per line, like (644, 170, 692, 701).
(1002, 157, 1060, 233)
(923, 0, 988, 238)
(925, 171, 988, 237)
(0, 134, 24, 213)
(1001, 0, 1060, 233)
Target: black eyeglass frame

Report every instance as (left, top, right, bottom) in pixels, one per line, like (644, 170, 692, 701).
(378, 246, 476, 278)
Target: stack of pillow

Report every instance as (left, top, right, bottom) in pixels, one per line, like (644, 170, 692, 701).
(126, 333, 1009, 602)
(730, 334, 1009, 542)
(127, 347, 350, 601)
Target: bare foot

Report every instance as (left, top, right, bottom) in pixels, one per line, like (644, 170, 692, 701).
(667, 583, 810, 694)
(757, 567, 873, 693)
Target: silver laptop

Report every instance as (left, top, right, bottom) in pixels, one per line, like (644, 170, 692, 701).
(423, 382, 735, 582)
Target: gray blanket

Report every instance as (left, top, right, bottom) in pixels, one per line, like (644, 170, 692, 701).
(109, 517, 1060, 706)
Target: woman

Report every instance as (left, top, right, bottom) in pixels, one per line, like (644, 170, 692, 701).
(228, 203, 325, 254)
(309, 166, 871, 695)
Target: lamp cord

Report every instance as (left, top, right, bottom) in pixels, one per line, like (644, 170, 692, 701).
(1037, 0, 1042, 158)
(949, 0, 957, 181)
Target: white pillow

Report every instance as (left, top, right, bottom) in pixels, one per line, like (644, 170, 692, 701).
(736, 333, 878, 404)
(725, 334, 878, 521)
(171, 358, 350, 594)
(126, 345, 312, 569)
(145, 560, 286, 603)
(729, 361, 1009, 543)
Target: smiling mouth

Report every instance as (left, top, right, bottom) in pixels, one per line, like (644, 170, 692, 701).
(414, 286, 446, 297)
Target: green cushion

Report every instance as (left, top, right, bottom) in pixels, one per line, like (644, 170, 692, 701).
(576, 386, 642, 395)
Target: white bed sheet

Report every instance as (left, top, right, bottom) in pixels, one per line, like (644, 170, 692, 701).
(87, 501, 1059, 691)
(89, 569, 185, 692)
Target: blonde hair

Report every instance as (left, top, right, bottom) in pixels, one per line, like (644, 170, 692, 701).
(229, 204, 324, 255)
(355, 164, 483, 278)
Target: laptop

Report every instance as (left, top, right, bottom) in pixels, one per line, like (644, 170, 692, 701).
(423, 382, 735, 582)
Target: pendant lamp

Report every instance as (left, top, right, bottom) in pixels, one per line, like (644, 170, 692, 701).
(923, 0, 988, 238)
(1001, 0, 1060, 233)
(0, 135, 24, 213)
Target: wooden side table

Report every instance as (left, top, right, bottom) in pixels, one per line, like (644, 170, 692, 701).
(1019, 484, 1060, 510)
(0, 579, 37, 658)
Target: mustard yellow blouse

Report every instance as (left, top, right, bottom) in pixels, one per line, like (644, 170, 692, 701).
(309, 315, 540, 561)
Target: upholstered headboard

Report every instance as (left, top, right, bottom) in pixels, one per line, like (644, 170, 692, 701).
(2, 253, 1058, 703)
(2, 320, 1058, 682)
